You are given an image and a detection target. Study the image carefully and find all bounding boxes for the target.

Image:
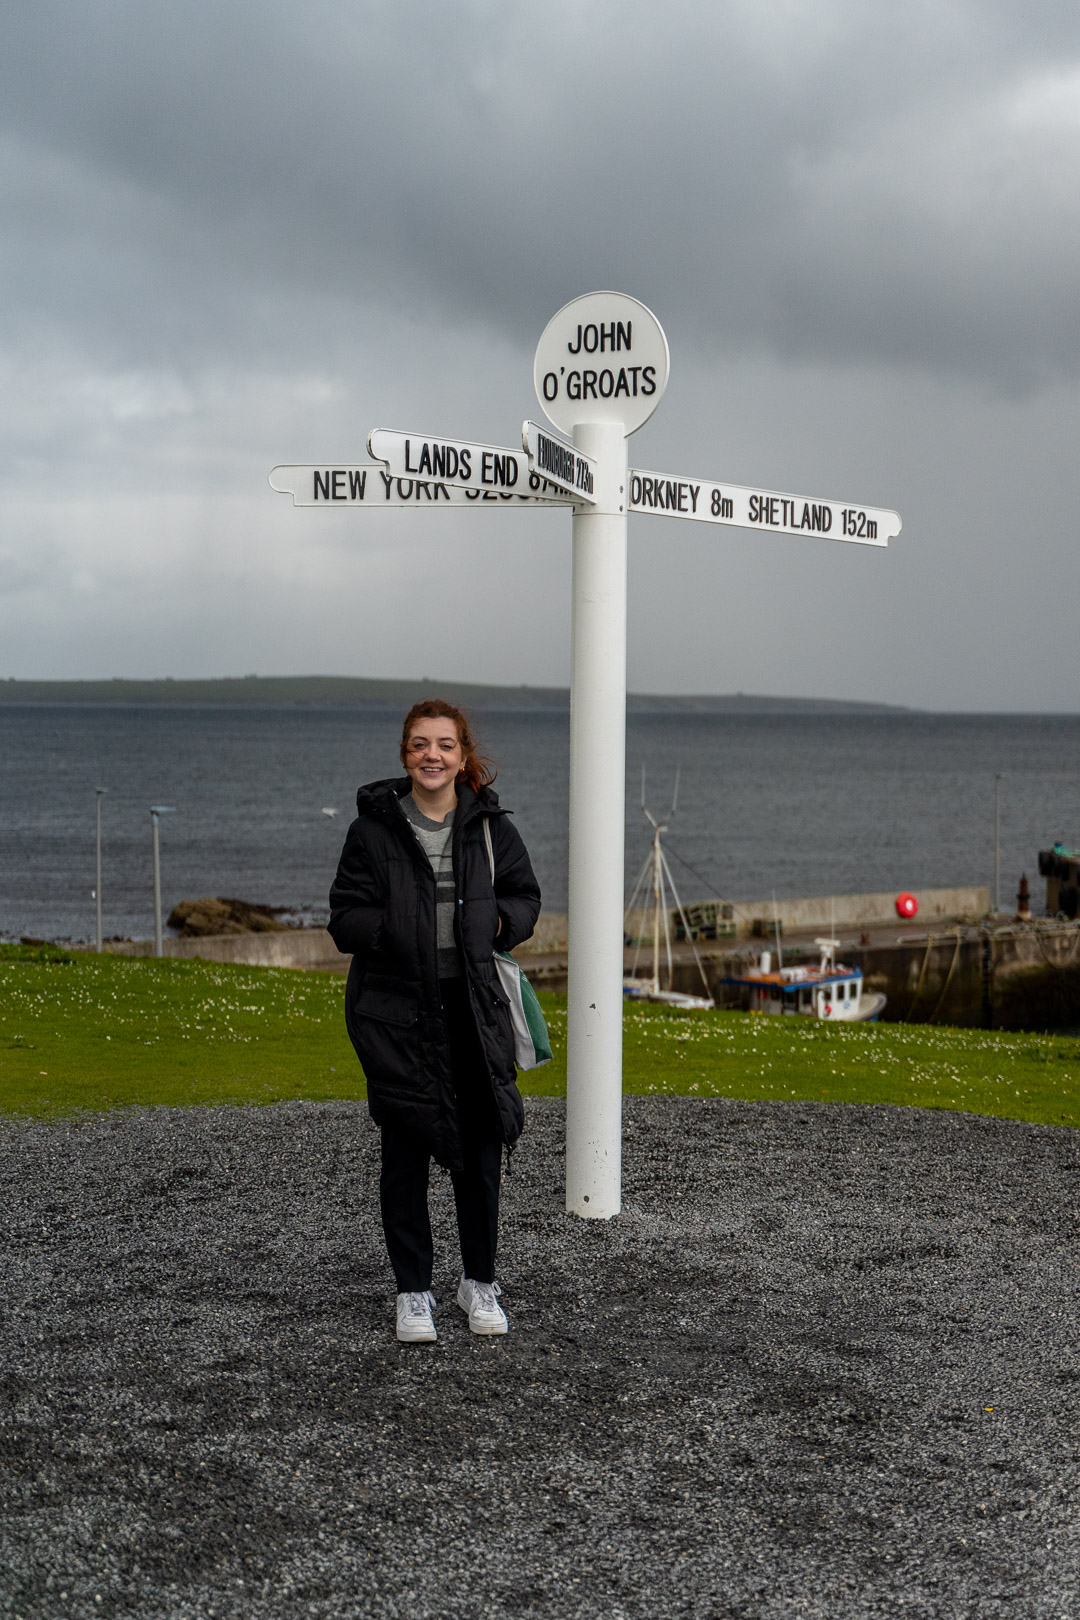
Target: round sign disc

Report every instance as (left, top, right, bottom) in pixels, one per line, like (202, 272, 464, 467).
(533, 291, 669, 437)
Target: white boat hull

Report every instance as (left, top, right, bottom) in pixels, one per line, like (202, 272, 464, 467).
(623, 982, 714, 1011)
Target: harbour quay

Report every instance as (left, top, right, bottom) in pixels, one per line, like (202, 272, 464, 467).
(92, 883, 1080, 1031)
(624, 915, 1080, 1034)
(517, 887, 1080, 1032)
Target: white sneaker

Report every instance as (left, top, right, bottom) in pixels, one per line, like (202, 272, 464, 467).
(456, 1276, 508, 1335)
(396, 1290, 437, 1343)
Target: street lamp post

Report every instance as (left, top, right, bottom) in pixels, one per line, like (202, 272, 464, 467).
(994, 773, 1004, 914)
(149, 806, 176, 957)
(95, 788, 106, 952)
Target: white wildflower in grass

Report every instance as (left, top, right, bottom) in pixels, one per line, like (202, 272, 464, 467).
(3, 949, 1079, 1127)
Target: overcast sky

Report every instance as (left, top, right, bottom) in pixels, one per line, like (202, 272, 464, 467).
(2, 0, 1079, 709)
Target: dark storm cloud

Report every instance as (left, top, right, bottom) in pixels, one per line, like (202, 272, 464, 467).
(3, 0, 1080, 385)
(2, 0, 1080, 707)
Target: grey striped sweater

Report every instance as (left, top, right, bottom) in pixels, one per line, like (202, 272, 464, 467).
(399, 793, 464, 979)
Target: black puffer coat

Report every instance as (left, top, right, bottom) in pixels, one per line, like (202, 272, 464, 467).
(327, 777, 542, 1169)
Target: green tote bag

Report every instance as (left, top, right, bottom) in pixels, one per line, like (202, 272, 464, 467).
(482, 819, 552, 1070)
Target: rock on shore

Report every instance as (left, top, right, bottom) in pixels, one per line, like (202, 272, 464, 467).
(166, 897, 295, 936)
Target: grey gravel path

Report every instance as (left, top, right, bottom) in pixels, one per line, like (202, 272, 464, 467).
(1, 1097, 1078, 1619)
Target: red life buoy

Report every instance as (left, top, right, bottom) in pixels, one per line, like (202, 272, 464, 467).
(823, 1004, 831, 1016)
(895, 891, 918, 919)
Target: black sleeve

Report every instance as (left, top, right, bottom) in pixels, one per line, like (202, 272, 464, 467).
(327, 819, 386, 958)
(492, 816, 541, 952)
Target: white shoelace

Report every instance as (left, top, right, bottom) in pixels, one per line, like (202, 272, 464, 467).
(471, 1281, 501, 1312)
(403, 1290, 435, 1317)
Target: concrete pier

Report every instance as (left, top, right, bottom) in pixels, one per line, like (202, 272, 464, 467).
(621, 885, 991, 945)
(103, 928, 344, 971)
(90, 885, 1079, 1031)
(93, 886, 986, 972)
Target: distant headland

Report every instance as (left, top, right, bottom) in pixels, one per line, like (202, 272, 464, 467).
(0, 676, 909, 714)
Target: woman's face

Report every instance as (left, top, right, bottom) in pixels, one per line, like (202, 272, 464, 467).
(404, 717, 465, 796)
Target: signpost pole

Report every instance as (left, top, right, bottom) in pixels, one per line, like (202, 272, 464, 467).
(566, 421, 628, 1219)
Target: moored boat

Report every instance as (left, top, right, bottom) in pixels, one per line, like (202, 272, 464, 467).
(623, 769, 716, 1010)
(623, 983, 714, 1011)
(727, 937, 886, 1022)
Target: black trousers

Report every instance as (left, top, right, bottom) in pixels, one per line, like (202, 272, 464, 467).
(380, 979, 503, 1293)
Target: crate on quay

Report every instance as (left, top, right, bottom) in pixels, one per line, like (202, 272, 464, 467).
(675, 900, 736, 942)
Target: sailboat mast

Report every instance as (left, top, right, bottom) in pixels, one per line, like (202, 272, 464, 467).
(651, 823, 662, 995)
(628, 763, 715, 1010)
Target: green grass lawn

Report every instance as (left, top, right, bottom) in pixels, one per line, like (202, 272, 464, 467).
(2, 943, 1079, 1127)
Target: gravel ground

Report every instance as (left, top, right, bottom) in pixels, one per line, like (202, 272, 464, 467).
(2, 1096, 1078, 1620)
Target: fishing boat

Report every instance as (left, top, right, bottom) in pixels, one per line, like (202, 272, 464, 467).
(727, 936, 886, 1022)
(623, 771, 715, 1011)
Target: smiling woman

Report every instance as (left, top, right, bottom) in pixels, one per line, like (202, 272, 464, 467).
(327, 698, 542, 1344)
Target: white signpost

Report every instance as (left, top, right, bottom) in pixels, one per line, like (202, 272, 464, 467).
(630, 470, 900, 545)
(270, 289, 902, 1222)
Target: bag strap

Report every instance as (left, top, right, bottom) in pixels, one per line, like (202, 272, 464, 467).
(482, 816, 495, 886)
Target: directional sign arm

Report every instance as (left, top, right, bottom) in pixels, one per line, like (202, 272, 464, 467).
(522, 421, 598, 504)
(269, 464, 568, 508)
(628, 469, 900, 546)
(366, 429, 572, 504)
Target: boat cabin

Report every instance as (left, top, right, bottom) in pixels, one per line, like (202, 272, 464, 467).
(727, 937, 881, 1022)
(743, 965, 865, 1019)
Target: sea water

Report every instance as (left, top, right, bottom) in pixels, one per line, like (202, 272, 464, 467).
(1, 705, 1078, 942)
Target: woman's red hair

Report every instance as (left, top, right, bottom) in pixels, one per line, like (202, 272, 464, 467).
(400, 698, 495, 793)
